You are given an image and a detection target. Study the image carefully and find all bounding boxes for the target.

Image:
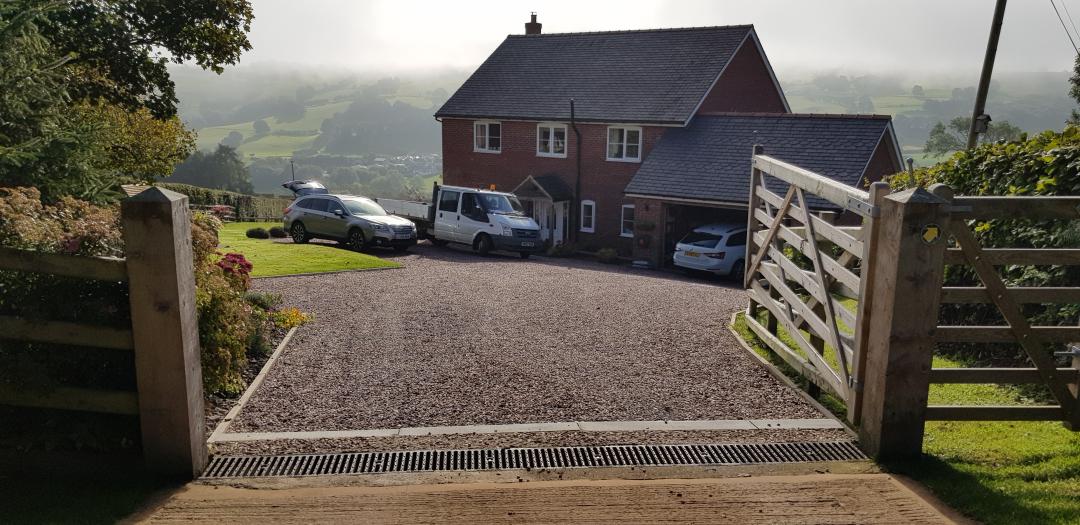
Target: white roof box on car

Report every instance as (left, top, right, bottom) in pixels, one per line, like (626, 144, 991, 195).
(282, 180, 329, 196)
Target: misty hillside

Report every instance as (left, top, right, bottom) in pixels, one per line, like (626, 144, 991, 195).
(175, 66, 1077, 168)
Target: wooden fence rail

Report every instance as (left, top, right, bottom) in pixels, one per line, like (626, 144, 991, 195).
(0, 188, 207, 478)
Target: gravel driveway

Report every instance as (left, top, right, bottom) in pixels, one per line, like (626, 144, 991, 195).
(230, 243, 829, 434)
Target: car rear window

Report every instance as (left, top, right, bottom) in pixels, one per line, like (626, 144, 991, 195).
(725, 231, 747, 247)
(680, 231, 723, 248)
(299, 198, 328, 212)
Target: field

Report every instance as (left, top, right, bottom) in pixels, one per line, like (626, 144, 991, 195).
(195, 100, 352, 156)
(218, 222, 400, 277)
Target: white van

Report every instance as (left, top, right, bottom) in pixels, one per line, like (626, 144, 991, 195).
(379, 184, 544, 259)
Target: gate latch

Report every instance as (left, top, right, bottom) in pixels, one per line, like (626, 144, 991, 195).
(1054, 344, 1080, 358)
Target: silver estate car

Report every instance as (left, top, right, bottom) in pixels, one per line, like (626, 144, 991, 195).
(283, 193, 417, 252)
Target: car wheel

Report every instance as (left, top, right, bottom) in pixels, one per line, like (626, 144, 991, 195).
(519, 251, 530, 259)
(290, 222, 309, 244)
(730, 259, 745, 284)
(349, 228, 366, 251)
(476, 234, 493, 255)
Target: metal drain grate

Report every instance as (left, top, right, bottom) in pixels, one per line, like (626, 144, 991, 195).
(202, 441, 865, 479)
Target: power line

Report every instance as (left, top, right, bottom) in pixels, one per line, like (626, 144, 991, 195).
(1058, 0, 1075, 40)
(1050, 0, 1080, 54)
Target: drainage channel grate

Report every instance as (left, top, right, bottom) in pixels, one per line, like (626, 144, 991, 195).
(203, 441, 865, 479)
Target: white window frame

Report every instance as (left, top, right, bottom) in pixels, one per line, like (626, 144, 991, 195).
(580, 200, 596, 233)
(473, 121, 502, 153)
(606, 126, 643, 162)
(620, 204, 635, 237)
(536, 123, 568, 158)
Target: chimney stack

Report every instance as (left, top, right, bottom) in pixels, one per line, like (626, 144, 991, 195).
(525, 12, 542, 35)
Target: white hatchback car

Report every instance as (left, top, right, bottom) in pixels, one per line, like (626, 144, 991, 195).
(672, 223, 748, 280)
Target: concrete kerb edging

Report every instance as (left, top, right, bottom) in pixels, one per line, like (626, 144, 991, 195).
(208, 326, 299, 443)
(251, 265, 403, 281)
(726, 311, 857, 438)
(208, 418, 847, 443)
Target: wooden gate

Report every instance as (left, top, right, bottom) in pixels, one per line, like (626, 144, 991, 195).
(743, 146, 1080, 459)
(743, 147, 885, 423)
(927, 190, 1080, 428)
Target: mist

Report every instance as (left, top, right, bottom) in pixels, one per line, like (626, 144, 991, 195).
(237, 0, 1080, 78)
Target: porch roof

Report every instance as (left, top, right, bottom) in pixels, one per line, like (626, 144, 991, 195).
(513, 174, 574, 202)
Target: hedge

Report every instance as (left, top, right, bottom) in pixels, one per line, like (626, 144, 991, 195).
(890, 126, 1080, 368)
(157, 183, 292, 220)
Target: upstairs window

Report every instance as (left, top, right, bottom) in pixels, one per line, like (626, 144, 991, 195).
(537, 123, 567, 157)
(474, 121, 501, 153)
(607, 126, 642, 162)
(580, 200, 595, 233)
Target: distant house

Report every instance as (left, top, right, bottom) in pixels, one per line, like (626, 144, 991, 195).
(435, 16, 902, 266)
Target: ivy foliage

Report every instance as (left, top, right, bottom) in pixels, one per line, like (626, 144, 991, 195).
(890, 127, 1080, 366)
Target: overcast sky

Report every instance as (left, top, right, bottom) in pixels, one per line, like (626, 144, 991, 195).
(239, 0, 1080, 77)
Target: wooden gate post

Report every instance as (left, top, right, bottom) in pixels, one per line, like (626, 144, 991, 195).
(857, 186, 951, 460)
(122, 188, 207, 478)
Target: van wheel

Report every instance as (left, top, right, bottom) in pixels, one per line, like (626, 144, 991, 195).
(730, 259, 745, 284)
(290, 223, 309, 244)
(476, 234, 493, 255)
(519, 252, 530, 259)
(348, 228, 367, 251)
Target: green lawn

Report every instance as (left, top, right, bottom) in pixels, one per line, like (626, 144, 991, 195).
(217, 221, 400, 277)
(731, 310, 1080, 524)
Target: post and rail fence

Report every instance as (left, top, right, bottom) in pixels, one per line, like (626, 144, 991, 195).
(0, 188, 207, 478)
(744, 145, 1080, 459)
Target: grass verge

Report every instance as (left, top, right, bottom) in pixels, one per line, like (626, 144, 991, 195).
(732, 311, 1080, 524)
(219, 221, 400, 277)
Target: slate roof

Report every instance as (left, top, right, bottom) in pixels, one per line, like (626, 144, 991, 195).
(435, 26, 756, 125)
(625, 113, 899, 208)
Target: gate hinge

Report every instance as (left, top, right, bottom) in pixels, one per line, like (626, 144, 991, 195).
(848, 378, 863, 392)
(846, 196, 879, 218)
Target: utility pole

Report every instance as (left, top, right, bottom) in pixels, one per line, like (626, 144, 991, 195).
(967, 0, 1007, 150)
(290, 159, 296, 181)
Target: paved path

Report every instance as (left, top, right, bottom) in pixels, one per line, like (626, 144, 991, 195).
(225, 243, 838, 453)
(141, 474, 953, 524)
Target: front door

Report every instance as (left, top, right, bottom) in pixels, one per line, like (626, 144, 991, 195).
(552, 201, 568, 245)
(530, 199, 551, 243)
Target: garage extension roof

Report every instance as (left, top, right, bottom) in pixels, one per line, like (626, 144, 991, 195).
(624, 113, 901, 207)
(435, 25, 758, 125)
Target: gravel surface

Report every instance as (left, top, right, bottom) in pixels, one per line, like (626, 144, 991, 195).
(230, 243, 828, 434)
(212, 428, 851, 456)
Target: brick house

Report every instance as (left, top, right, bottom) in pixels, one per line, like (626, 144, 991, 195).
(435, 17, 902, 266)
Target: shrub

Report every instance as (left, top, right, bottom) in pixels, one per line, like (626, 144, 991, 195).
(245, 291, 282, 311)
(245, 227, 269, 239)
(157, 182, 291, 220)
(546, 242, 578, 257)
(889, 126, 1080, 366)
(268, 226, 287, 238)
(596, 247, 619, 264)
(272, 307, 313, 330)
